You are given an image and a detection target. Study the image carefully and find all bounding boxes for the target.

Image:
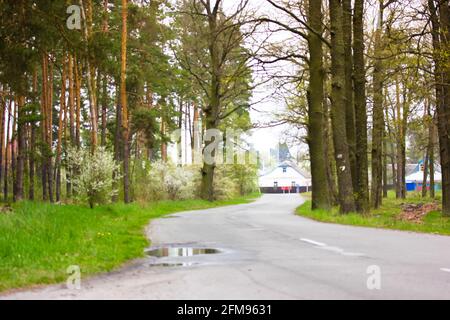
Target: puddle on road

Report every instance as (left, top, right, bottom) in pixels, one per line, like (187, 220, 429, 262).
(146, 247, 221, 258)
(149, 262, 198, 267)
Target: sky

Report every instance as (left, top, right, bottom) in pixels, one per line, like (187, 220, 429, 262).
(171, 0, 425, 167)
(222, 0, 300, 160)
(166, 0, 296, 166)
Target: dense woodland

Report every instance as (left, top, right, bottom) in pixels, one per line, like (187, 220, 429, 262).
(263, 0, 450, 215)
(0, 0, 449, 216)
(0, 0, 257, 207)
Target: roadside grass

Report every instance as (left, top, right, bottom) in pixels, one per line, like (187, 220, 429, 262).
(0, 193, 260, 292)
(297, 191, 450, 236)
(301, 191, 312, 198)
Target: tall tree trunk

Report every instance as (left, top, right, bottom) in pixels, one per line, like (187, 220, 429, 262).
(423, 99, 431, 198)
(371, 0, 385, 208)
(394, 74, 407, 199)
(177, 100, 183, 166)
(401, 84, 408, 198)
(200, 111, 218, 201)
(75, 56, 82, 148)
(11, 100, 16, 199)
(353, 0, 370, 212)
(0, 90, 5, 199)
(4, 99, 11, 201)
(80, 0, 98, 152)
(28, 70, 38, 200)
(101, 74, 108, 146)
(423, 154, 429, 198)
(47, 60, 54, 203)
(429, 0, 450, 212)
(112, 84, 122, 203)
(114, 84, 122, 162)
(329, 0, 356, 213)
(324, 92, 339, 205)
(200, 7, 222, 202)
(438, 0, 450, 214)
(383, 129, 388, 198)
(161, 118, 167, 162)
(66, 55, 74, 198)
(55, 59, 67, 202)
(430, 117, 436, 198)
(41, 54, 48, 201)
(306, 0, 331, 210)
(192, 103, 200, 164)
(145, 85, 154, 160)
(120, 0, 131, 203)
(68, 54, 75, 145)
(343, 0, 356, 190)
(15, 95, 26, 201)
(184, 102, 190, 164)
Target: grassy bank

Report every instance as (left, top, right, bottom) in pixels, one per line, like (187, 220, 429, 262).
(0, 194, 259, 292)
(297, 191, 450, 236)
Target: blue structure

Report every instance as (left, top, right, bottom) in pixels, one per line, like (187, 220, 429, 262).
(404, 159, 442, 192)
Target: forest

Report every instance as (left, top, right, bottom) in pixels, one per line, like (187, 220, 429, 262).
(1, 0, 450, 298)
(0, 0, 260, 209)
(262, 0, 450, 217)
(0, 0, 449, 214)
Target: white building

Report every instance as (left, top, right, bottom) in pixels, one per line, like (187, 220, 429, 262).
(405, 170, 442, 183)
(258, 161, 311, 193)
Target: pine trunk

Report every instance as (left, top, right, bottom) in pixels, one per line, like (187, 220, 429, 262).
(0, 90, 4, 199)
(101, 74, 108, 146)
(15, 95, 26, 201)
(4, 99, 11, 201)
(120, 0, 131, 203)
(55, 59, 66, 202)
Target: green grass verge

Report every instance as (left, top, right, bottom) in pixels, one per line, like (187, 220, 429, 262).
(0, 193, 260, 292)
(297, 191, 450, 236)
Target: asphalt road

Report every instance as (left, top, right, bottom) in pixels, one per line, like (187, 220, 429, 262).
(3, 194, 450, 299)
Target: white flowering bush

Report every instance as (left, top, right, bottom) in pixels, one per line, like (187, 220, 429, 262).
(213, 165, 239, 200)
(66, 147, 120, 208)
(135, 161, 201, 202)
(231, 164, 259, 195)
(212, 164, 259, 200)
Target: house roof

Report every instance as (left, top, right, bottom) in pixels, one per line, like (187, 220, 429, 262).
(259, 160, 311, 179)
(406, 161, 442, 176)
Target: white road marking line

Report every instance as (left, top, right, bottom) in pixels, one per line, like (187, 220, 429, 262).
(321, 246, 344, 253)
(300, 238, 326, 247)
(300, 239, 365, 257)
(440, 268, 450, 273)
(341, 251, 365, 257)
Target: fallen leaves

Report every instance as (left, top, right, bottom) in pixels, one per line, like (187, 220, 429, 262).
(398, 202, 440, 223)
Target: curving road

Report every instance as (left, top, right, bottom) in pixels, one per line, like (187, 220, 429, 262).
(3, 194, 450, 299)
